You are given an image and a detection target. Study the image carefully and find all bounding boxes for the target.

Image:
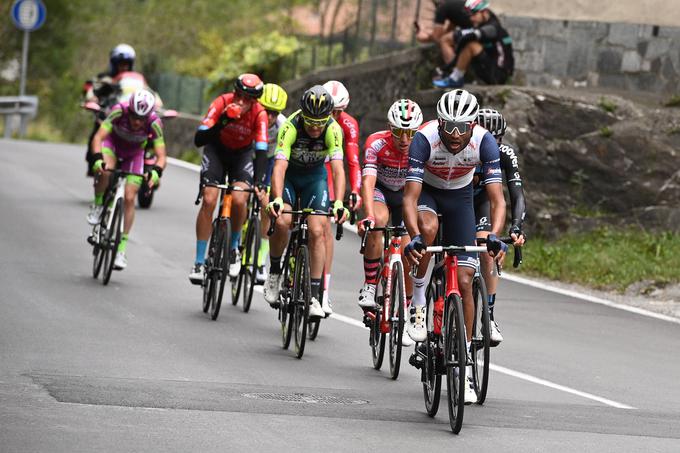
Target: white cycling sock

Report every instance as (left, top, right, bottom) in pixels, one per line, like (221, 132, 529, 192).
(451, 68, 465, 81)
(412, 276, 426, 307)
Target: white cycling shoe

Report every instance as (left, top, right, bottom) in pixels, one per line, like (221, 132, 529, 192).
(490, 320, 503, 346)
(407, 305, 427, 342)
(321, 297, 333, 316)
(401, 331, 415, 347)
(229, 249, 241, 278)
(188, 264, 205, 285)
(357, 283, 376, 309)
(464, 373, 477, 405)
(255, 265, 267, 285)
(113, 252, 127, 270)
(264, 273, 281, 307)
(309, 297, 325, 319)
(87, 204, 103, 225)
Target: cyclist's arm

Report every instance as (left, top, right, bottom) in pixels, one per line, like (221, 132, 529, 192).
(361, 136, 380, 219)
(252, 110, 269, 185)
(91, 106, 120, 154)
(343, 116, 362, 193)
(403, 132, 429, 239)
(480, 132, 505, 236)
(501, 145, 526, 231)
(150, 119, 167, 169)
(271, 120, 297, 200)
(326, 122, 345, 202)
(194, 97, 225, 147)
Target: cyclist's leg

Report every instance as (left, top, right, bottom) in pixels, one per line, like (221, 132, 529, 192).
(302, 172, 330, 303)
(382, 186, 412, 299)
(323, 161, 335, 302)
(363, 189, 388, 284)
(269, 179, 296, 272)
(474, 192, 496, 317)
(117, 149, 144, 253)
(94, 139, 117, 204)
(226, 149, 254, 253)
(195, 143, 226, 265)
(258, 157, 275, 268)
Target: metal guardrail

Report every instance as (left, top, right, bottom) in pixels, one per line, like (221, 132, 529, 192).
(0, 96, 39, 138)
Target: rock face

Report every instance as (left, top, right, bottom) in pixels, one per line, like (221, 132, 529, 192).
(416, 86, 680, 236)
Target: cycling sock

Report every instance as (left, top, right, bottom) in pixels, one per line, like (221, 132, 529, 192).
(117, 233, 129, 253)
(195, 240, 208, 265)
(324, 273, 331, 293)
(488, 293, 496, 321)
(230, 231, 241, 251)
(311, 278, 322, 300)
(94, 193, 104, 206)
(451, 68, 465, 81)
(270, 255, 282, 274)
(466, 340, 471, 354)
(258, 238, 269, 266)
(363, 257, 381, 285)
(412, 276, 426, 307)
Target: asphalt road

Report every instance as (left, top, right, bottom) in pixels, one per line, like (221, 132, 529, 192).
(2, 140, 679, 452)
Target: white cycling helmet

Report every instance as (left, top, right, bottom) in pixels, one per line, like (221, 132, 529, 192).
(387, 99, 423, 130)
(322, 80, 350, 110)
(436, 89, 479, 123)
(129, 89, 155, 117)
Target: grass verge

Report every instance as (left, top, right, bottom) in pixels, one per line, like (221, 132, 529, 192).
(517, 227, 680, 292)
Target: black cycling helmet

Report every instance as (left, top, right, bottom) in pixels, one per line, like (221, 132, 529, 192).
(234, 73, 264, 98)
(300, 85, 334, 119)
(477, 108, 507, 137)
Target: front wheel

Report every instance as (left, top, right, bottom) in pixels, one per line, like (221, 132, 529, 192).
(370, 295, 386, 369)
(423, 282, 441, 417)
(445, 294, 466, 434)
(211, 219, 230, 320)
(241, 216, 260, 313)
(471, 275, 490, 404)
(292, 245, 310, 359)
(388, 261, 405, 380)
(102, 198, 123, 286)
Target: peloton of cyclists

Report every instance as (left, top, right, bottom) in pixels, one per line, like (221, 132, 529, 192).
(87, 89, 167, 270)
(189, 74, 269, 285)
(264, 85, 349, 319)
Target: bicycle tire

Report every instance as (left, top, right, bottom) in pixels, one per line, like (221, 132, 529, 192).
(445, 293, 466, 434)
(388, 261, 405, 380)
(471, 275, 491, 404)
(293, 245, 310, 359)
(423, 282, 441, 417)
(279, 268, 292, 349)
(308, 318, 320, 340)
(371, 286, 386, 369)
(91, 214, 107, 279)
(137, 183, 154, 209)
(242, 215, 260, 313)
(202, 220, 219, 314)
(102, 198, 123, 286)
(211, 219, 230, 320)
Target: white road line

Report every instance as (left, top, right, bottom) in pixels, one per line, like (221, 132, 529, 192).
(167, 157, 201, 172)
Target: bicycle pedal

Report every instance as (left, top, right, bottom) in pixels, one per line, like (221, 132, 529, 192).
(409, 352, 424, 369)
(362, 314, 373, 328)
(87, 236, 96, 246)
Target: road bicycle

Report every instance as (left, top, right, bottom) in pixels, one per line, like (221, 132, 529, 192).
(231, 187, 262, 313)
(88, 168, 140, 285)
(268, 206, 343, 359)
(194, 184, 254, 321)
(360, 224, 409, 380)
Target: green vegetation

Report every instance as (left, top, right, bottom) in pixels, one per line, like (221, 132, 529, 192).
(598, 97, 617, 113)
(518, 227, 680, 292)
(599, 126, 613, 137)
(664, 94, 680, 107)
(178, 149, 202, 166)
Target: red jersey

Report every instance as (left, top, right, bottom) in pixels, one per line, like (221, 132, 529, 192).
(200, 92, 268, 150)
(326, 111, 361, 199)
(362, 130, 409, 192)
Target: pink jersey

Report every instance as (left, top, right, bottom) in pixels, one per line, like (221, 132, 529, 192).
(362, 130, 409, 191)
(101, 102, 164, 154)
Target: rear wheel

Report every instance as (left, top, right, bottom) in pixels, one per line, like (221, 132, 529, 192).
(292, 245, 310, 358)
(242, 216, 260, 313)
(471, 275, 490, 404)
(445, 294, 466, 434)
(388, 261, 405, 380)
(102, 198, 123, 286)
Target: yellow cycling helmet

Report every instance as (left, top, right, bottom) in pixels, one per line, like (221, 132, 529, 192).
(259, 83, 288, 112)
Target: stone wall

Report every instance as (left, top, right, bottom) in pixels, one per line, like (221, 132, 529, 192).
(504, 16, 680, 95)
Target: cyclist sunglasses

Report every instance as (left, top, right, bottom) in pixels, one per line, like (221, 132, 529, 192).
(439, 119, 473, 135)
(302, 115, 329, 127)
(129, 112, 148, 121)
(390, 126, 417, 139)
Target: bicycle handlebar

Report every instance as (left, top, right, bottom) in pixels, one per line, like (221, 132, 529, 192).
(476, 236, 523, 269)
(266, 208, 344, 240)
(359, 223, 408, 254)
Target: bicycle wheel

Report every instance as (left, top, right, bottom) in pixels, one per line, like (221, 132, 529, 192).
(388, 261, 405, 380)
(242, 215, 260, 313)
(211, 219, 230, 320)
(91, 214, 107, 279)
(102, 199, 123, 286)
(231, 258, 243, 306)
(471, 275, 490, 404)
(445, 293, 467, 434)
(371, 284, 386, 369)
(423, 282, 441, 417)
(202, 221, 219, 314)
(308, 271, 323, 341)
(292, 245, 310, 359)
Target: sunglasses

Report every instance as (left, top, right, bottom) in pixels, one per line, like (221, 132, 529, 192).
(129, 112, 148, 121)
(390, 126, 417, 139)
(439, 119, 473, 135)
(302, 115, 329, 127)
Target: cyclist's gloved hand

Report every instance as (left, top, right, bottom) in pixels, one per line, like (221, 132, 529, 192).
(149, 165, 163, 187)
(349, 192, 362, 211)
(92, 159, 104, 174)
(332, 199, 349, 224)
(266, 196, 283, 218)
(404, 234, 425, 265)
(486, 233, 508, 257)
(358, 215, 375, 235)
(455, 27, 481, 44)
(509, 224, 526, 246)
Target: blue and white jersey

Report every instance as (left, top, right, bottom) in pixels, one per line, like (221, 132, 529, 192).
(406, 120, 503, 190)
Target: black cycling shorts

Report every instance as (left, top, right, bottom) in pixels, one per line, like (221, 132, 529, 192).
(417, 183, 478, 270)
(471, 52, 509, 85)
(374, 183, 404, 226)
(200, 143, 254, 186)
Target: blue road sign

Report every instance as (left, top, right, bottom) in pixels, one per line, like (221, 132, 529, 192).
(11, 0, 46, 32)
